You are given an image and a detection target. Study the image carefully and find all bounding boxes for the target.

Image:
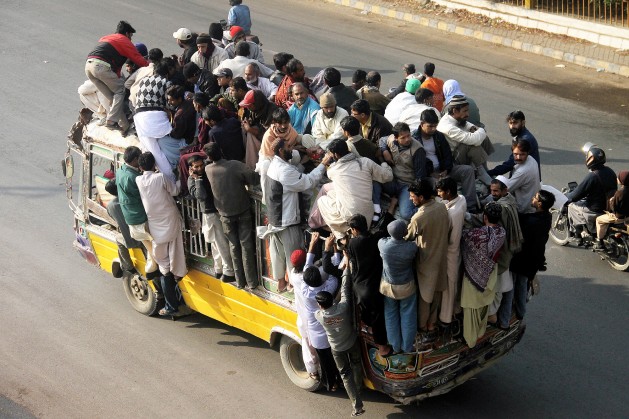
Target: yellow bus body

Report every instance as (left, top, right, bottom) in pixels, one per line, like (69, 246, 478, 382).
(88, 232, 299, 343)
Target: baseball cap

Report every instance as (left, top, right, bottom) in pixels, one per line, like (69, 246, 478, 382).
(213, 68, 233, 78)
(173, 28, 192, 41)
(134, 43, 148, 58)
(405, 78, 421, 94)
(229, 26, 245, 40)
(239, 90, 255, 108)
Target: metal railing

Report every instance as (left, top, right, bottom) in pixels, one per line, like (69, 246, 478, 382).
(497, 0, 628, 27)
(179, 196, 208, 258)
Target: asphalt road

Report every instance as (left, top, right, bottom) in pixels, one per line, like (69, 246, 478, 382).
(0, 0, 628, 418)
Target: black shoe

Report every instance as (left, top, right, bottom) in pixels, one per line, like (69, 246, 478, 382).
(220, 274, 236, 283)
(571, 237, 584, 247)
(146, 270, 162, 280)
(592, 239, 606, 251)
(420, 329, 437, 345)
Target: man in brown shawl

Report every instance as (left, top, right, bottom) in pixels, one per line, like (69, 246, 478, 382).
(405, 179, 450, 345)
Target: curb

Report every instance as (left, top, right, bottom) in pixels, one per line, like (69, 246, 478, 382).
(323, 0, 629, 77)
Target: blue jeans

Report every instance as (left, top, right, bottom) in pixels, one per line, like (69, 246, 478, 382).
(383, 293, 418, 353)
(497, 272, 528, 327)
(372, 180, 417, 220)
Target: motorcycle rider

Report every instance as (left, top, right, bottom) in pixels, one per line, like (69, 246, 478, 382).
(565, 145, 617, 245)
(593, 170, 629, 251)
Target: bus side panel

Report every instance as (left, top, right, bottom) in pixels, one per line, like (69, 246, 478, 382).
(88, 231, 146, 275)
(88, 229, 300, 344)
(179, 272, 299, 344)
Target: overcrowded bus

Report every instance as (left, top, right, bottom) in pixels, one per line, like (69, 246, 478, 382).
(63, 121, 525, 404)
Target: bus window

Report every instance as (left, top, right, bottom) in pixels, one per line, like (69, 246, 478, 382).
(85, 145, 117, 227)
(89, 146, 115, 209)
(66, 148, 84, 213)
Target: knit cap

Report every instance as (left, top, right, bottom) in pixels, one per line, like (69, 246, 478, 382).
(387, 219, 408, 240)
(319, 93, 336, 107)
(290, 249, 307, 269)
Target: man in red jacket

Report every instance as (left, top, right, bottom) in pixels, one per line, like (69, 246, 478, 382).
(85, 21, 148, 132)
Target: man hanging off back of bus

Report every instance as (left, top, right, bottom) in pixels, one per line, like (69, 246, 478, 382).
(316, 278, 366, 417)
(136, 152, 189, 316)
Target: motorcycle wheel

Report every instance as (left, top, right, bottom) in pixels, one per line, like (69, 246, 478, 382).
(549, 208, 570, 246)
(605, 236, 629, 272)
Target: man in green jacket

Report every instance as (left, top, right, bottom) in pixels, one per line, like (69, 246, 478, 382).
(116, 146, 159, 278)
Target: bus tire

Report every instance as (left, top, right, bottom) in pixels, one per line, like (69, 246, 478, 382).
(279, 335, 321, 392)
(122, 273, 160, 316)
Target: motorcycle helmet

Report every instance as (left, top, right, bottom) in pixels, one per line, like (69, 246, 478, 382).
(586, 147, 606, 169)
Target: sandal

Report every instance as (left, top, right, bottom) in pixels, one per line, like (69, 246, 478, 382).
(352, 408, 365, 417)
(158, 307, 177, 316)
(308, 372, 320, 381)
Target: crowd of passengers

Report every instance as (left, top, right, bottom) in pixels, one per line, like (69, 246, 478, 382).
(80, 13, 628, 413)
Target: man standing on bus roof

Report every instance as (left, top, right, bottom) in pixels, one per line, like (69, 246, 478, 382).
(85, 20, 148, 132)
(204, 142, 261, 290)
(136, 152, 188, 316)
(116, 146, 160, 280)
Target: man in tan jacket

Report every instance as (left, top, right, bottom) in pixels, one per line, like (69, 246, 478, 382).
(406, 179, 450, 345)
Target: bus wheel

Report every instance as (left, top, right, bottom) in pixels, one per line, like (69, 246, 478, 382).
(123, 273, 160, 316)
(279, 335, 321, 392)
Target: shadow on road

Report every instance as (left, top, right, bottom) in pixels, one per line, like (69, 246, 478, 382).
(174, 314, 269, 349)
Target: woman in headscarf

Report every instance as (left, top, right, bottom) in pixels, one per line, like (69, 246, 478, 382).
(460, 202, 506, 348)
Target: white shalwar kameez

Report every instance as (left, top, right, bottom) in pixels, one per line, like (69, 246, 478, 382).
(136, 171, 187, 278)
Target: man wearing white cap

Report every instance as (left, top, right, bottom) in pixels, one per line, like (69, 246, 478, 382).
(437, 95, 493, 187)
(173, 28, 197, 66)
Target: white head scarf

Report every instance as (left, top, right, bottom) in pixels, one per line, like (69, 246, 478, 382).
(443, 79, 464, 105)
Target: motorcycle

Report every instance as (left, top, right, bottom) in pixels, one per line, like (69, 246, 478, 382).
(547, 183, 629, 272)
